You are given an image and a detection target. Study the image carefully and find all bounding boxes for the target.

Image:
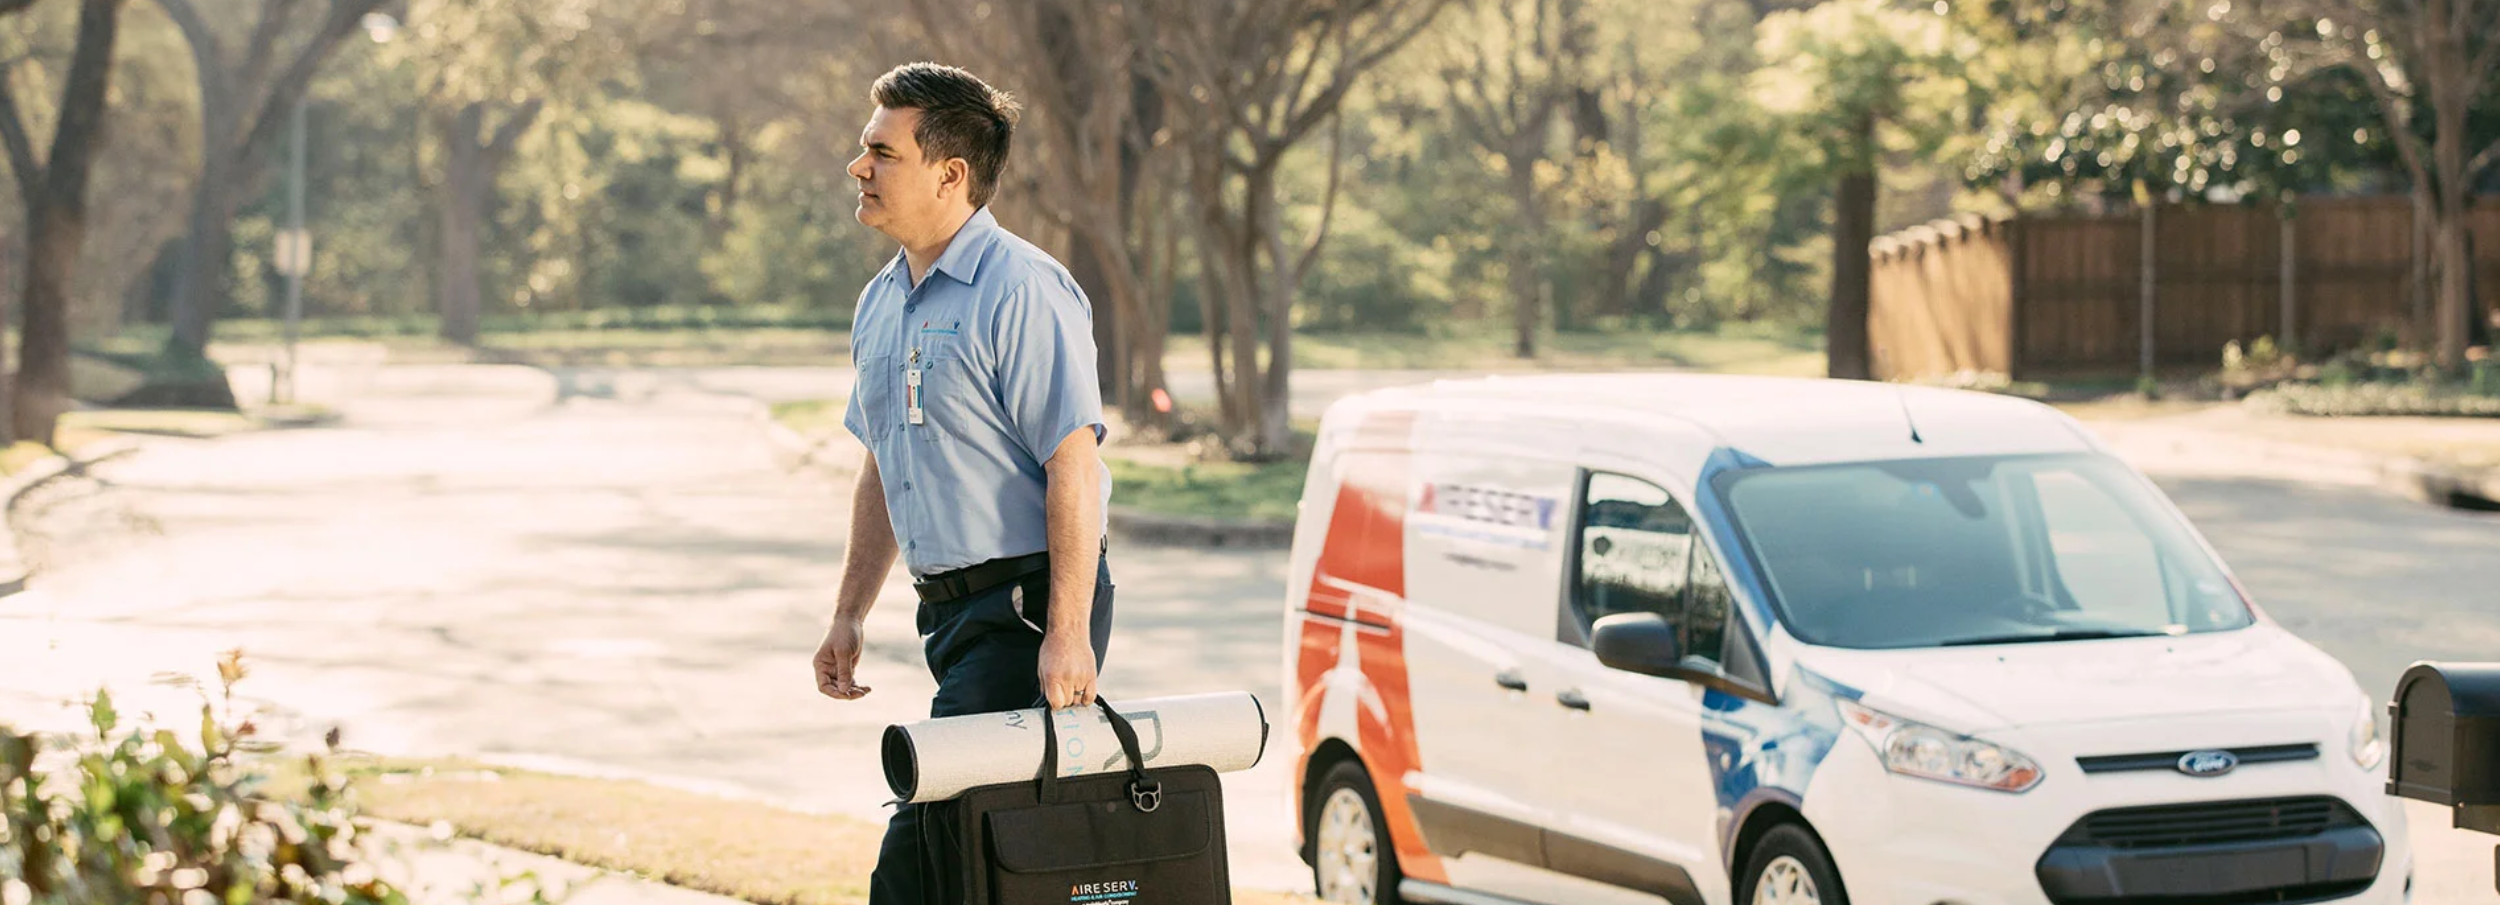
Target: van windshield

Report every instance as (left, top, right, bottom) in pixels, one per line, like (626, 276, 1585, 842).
(1712, 454, 2254, 650)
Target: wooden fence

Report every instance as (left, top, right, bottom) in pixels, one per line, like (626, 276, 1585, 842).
(1870, 196, 2500, 381)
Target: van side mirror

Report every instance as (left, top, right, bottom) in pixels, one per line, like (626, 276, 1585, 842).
(1592, 613, 1687, 679)
(2386, 661, 2500, 894)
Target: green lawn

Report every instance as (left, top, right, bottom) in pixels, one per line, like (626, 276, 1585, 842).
(1106, 455, 1306, 523)
(768, 398, 849, 436)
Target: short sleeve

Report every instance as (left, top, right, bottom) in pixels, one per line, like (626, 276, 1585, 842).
(842, 385, 868, 443)
(989, 274, 1104, 464)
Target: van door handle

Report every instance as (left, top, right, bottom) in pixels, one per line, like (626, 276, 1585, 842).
(1556, 688, 1592, 712)
(1494, 669, 1529, 693)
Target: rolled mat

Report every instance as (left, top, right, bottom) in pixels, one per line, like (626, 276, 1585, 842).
(882, 691, 1269, 804)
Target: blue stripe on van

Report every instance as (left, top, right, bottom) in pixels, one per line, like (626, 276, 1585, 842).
(1693, 446, 1775, 632)
(1700, 666, 1858, 870)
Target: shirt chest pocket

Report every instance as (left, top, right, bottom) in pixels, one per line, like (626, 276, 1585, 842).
(910, 329, 991, 439)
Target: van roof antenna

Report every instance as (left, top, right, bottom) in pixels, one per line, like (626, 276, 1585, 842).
(1895, 387, 1925, 444)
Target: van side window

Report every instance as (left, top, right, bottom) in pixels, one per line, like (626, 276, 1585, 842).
(1573, 472, 1736, 673)
(1683, 541, 1732, 672)
(1573, 473, 1695, 636)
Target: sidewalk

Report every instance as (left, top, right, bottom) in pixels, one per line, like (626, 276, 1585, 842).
(2080, 404, 2500, 504)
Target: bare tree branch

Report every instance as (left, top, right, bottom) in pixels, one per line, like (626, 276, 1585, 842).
(482, 96, 544, 163)
(1290, 110, 1342, 285)
(0, 64, 42, 202)
(239, 0, 300, 99)
(149, 0, 233, 144)
(45, 0, 117, 204)
(233, 0, 385, 184)
(2471, 134, 2500, 181)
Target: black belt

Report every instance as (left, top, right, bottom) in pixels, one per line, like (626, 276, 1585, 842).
(913, 551, 1055, 606)
(912, 544, 1111, 606)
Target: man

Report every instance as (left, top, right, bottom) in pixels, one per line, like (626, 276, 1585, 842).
(811, 62, 1115, 904)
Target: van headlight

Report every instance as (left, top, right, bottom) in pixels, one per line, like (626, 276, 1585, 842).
(1838, 699, 2044, 793)
(2349, 697, 2386, 771)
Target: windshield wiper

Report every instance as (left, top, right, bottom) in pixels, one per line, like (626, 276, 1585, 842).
(1937, 628, 2167, 647)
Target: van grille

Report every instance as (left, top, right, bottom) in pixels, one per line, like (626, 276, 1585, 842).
(2075, 743, 2319, 774)
(2054, 796, 2367, 850)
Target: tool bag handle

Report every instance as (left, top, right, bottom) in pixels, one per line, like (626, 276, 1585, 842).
(1038, 697, 1161, 812)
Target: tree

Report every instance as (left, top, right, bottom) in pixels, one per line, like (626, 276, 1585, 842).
(2268, 0, 2500, 367)
(393, 0, 617, 344)
(1141, 0, 1455, 457)
(903, 0, 1180, 428)
(0, 0, 123, 446)
(1431, 0, 1589, 358)
(152, 0, 391, 367)
(1753, 0, 1966, 380)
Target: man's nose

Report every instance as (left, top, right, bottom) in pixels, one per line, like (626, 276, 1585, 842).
(847, 154, 871, 181)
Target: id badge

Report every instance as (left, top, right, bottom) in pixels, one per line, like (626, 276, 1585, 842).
(906, 367, 924, 425)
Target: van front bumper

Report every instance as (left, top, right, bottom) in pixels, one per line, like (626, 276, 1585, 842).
(1799, 728, 2413, 905)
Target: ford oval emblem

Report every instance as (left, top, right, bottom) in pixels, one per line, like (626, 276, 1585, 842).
(2177, 749, 2239, 777)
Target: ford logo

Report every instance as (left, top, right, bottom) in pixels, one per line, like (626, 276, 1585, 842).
(2177, 749, 2239, 777)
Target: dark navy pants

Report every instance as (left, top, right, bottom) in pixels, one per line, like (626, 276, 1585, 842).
(867, 555, 1113, 905)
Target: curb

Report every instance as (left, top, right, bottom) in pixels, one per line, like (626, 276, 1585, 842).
(1107, 506, 1295, 549)
(2393, 460, 2500, 510)
(754, 409, 1302, 548)
(0, 437, 144, 597)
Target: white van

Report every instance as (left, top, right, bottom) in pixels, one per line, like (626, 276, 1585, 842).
(1282, 374, 2410, 905)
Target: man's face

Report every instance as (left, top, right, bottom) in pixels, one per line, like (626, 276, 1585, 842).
(848, 106, 953, 239)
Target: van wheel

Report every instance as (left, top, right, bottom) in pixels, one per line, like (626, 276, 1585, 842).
(1739, 824, 1848, 905)
(1310, 760, 1402, 905)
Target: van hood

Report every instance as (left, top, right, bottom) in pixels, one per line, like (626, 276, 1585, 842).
(1795, 624, 2361, 733)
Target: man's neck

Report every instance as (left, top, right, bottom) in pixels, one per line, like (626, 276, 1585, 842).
(902, 206, 979, 287)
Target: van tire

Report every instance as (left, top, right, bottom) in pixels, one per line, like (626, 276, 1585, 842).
(1737, 824, 1848, 905)
(1309, 760, 1403, 905)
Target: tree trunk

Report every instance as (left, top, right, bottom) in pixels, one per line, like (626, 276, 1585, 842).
(1256, 166, 1296, 459)
(435, 100, 541, 345)
(1507, 158, 1541, 359)
(1069, 231, 1123, 402)
(2427, 4, 2473, 369)
(1827, 123, 1877, 381)
(1222, 170, 1267, 450)
(437, 107, 486, 345)
(14, 0, 122, 446)
(166, 158, 237, 358)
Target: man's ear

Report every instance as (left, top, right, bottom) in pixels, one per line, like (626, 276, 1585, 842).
(939, 158, 970, 200)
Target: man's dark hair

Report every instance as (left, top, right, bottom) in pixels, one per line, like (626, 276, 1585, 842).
(871, 62, 1020, 208)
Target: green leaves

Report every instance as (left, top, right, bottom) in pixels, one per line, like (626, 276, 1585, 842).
(0, 658, 415, 905)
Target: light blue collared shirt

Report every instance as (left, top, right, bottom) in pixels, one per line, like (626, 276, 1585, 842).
(843, 207, 1112, 577)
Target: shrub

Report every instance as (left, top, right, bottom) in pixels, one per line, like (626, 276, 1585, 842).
(0, 652, 471, 905)
(2245, 381, 2500, 418)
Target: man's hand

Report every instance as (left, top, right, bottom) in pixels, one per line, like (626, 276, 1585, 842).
(1039, 631, 1097, 710)
(817, 453, 895, 702)
(816, 618, 871, 700)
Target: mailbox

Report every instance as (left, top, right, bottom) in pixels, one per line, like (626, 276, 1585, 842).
(2387, 661, 2500, 839)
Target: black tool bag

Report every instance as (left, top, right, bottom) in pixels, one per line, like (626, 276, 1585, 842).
(947, 697, 1230, 905)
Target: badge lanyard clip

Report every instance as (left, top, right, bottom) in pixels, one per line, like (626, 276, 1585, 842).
(906, 347, 925, 426)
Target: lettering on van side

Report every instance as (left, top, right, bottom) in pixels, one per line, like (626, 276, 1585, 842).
(1418, 483, 1558, 530)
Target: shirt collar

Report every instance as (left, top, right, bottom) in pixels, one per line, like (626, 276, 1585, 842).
(926, 206, 1000, 286)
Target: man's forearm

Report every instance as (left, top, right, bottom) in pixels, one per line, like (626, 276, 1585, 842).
(835, 455, 899, 624)
(1042, 433, 1102, 639)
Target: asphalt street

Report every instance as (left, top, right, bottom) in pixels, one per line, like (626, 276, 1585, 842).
(3, 361, 2495, 901)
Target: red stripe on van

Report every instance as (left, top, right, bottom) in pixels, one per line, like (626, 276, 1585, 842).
(1291, 410, 1448, 884)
